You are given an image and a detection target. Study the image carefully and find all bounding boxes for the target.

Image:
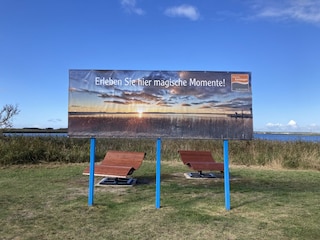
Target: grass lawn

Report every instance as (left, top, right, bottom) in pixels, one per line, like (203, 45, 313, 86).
(0, 161, 319, 240)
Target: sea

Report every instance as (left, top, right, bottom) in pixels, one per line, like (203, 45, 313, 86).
(253, 133, 320, 142)
(2, 132, 320, 142)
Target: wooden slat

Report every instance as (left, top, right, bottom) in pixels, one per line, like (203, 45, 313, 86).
(83, 165, 135, 178)
(179, 150, 214, 164)
(101, 151, 145, 169)
(83, 151, 146, 178)
(186, 162, 224, 172)
(179, 150, 224, 172)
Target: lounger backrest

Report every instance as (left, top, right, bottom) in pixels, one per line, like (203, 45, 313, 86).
(178, 150, 215, 164)
(101, 150, 146, 169)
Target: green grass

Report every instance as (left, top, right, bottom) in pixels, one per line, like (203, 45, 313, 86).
(1, 162, 319, 240)
(1, 137, 320, 171)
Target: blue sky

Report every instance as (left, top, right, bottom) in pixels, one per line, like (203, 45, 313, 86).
(1, 0, 319, 132)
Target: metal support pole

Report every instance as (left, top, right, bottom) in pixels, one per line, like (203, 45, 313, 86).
(155, 138, 162, 209)
(88, 137, 96, 206)
(224, 139, 231, 210)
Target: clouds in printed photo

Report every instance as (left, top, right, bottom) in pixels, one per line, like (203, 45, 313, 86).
(69, 70, 252, 115)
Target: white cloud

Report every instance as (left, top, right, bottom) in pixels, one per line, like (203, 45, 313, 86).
(48, 118, 62, 123)
(120, 0, 145, 15)
(306, 123, 320, 132)
(264, 119, 320, 133)
(266, 122, 283, 128)
(165, 5, 200, 21)
(287, 120, 298, 128)
(265, 120, 299, 131)
(252, 0, 320, 25)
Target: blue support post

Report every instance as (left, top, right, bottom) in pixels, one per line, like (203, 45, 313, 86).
(224, 139, 231, 210)
(88, 137, 96, 206)
(155, 138, 162, 209)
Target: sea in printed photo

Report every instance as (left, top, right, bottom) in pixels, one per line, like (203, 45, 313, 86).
(68, 112, 253, 139)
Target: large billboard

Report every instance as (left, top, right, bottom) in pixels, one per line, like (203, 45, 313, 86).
(68, 70, 253, 139)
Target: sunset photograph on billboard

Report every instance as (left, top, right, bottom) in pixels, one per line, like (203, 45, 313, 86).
(68, 70, 252, 139)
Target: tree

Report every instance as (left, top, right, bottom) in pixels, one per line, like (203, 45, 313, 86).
(0, 104, 20, 129)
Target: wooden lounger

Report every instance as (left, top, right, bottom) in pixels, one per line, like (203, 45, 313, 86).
(178, 150, 224, 175)
(83, 150, 146, 178)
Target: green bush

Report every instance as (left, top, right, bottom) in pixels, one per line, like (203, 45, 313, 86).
(0, 136, 319, 170)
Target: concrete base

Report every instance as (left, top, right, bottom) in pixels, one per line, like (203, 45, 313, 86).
(96, 177, 137, 187)
(184, 172, 223, 179)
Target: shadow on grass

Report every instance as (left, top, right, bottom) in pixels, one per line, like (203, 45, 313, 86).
(131, 169, 320, 210)
(81, 158, 320, 211)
